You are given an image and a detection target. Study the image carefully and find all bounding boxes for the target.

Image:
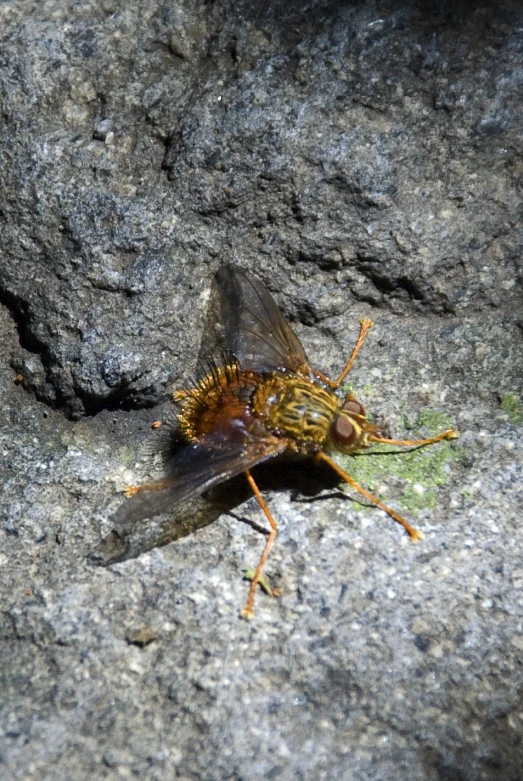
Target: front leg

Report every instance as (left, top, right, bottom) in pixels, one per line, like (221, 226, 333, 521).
(314, 318, 373, 389)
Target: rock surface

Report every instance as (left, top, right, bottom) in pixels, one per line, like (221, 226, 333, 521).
(0, 1, 522, 779)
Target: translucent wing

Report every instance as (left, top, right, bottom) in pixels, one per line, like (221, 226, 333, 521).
(215, 265, 310, 375)
(107, 419, 287, 531)
(90, 493, 232, 566)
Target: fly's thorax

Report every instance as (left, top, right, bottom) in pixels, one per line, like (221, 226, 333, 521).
(255, 375, 341, 448)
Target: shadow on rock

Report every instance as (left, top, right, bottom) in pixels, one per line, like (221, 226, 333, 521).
(88, 456, 341, 566)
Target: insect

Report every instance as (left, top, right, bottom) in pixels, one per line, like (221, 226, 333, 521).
(110, 265, 459, 619)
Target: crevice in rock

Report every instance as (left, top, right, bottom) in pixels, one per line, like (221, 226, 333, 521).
(0, 286, 166, 419)
(0, 286, 43, 357)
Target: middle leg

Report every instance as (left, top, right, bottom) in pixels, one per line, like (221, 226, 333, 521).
(316, 451, 423, 542)
(240, 470, 279, 620)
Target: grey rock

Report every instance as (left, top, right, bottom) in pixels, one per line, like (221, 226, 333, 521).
(0, 1, 522, 780)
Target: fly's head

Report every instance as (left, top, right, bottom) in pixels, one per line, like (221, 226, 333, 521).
(327, 394, 378, 455)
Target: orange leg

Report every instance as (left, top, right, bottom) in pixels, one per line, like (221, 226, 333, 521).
(316, 452, 423, 542)
(315, 318, 374, 389)
(124, 481, 171, 497)
(368, 429, 459, 447)
(241, 470, 279, 620)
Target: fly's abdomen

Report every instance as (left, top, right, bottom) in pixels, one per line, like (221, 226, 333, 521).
(175, 362, 258, 441)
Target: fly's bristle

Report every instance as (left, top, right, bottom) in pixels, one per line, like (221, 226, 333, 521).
(174, 355, 254, 442)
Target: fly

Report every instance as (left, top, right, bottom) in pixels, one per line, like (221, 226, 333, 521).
(104, 266, 459, 619)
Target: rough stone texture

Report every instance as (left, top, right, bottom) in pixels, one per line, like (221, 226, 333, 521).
(0, 1, 522, 780)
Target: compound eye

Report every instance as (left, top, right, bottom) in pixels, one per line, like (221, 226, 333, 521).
(342, 399, 366, 417)
(332, 416, 356, 447)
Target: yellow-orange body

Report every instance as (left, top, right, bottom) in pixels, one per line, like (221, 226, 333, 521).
(175, 361, 369, 456)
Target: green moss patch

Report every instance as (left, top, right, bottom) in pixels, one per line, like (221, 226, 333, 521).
(338, 411, 460, 513)
(500, 393, 523, 424)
